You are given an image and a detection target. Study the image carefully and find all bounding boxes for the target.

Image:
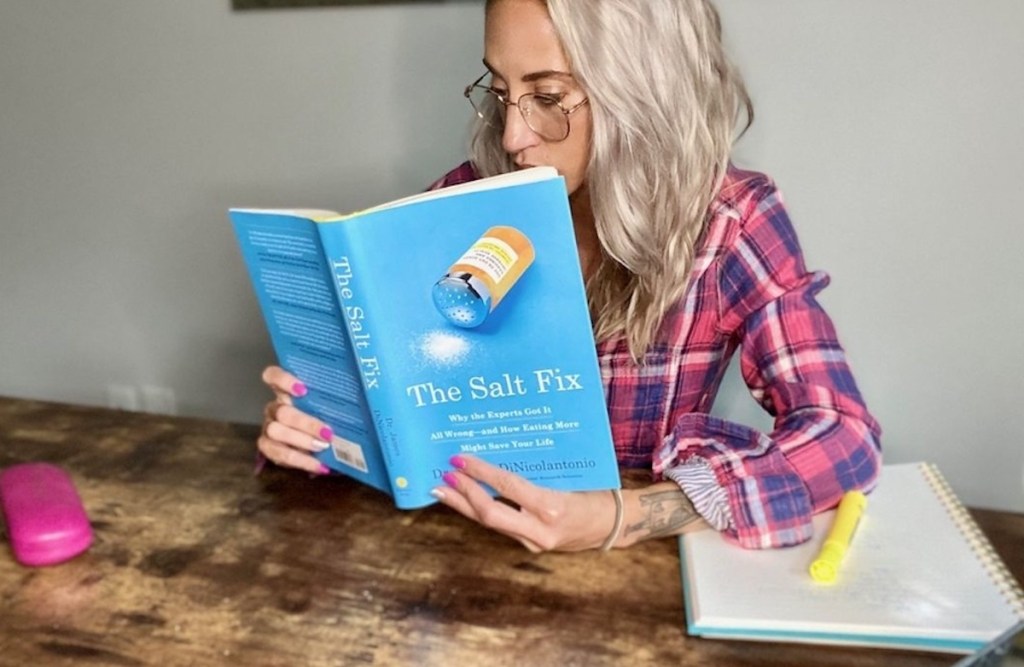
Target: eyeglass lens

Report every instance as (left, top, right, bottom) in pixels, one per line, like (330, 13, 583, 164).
(466, 87, 570, 141)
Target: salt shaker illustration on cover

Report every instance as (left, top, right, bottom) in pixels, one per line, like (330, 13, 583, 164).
(432, 226, 535, 328)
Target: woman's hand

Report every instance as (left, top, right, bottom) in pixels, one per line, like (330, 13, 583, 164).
(431, 454, 619, 552)
(257, 365, 334, 475)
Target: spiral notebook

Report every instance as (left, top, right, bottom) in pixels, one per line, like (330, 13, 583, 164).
(679, 462, 1024, 654)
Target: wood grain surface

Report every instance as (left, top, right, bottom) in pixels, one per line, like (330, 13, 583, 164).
(0, 397, 1020, 666)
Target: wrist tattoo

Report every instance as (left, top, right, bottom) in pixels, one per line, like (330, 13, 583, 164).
(624, 488, 701, 540)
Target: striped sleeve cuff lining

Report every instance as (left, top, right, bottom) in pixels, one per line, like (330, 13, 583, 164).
(664, 459, 734, 531)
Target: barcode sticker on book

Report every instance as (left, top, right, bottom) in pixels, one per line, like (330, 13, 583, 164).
(331, 437, 368, 473)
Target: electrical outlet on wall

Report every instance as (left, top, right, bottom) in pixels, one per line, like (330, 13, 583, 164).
(141, 385, 178, 415)
(107, 385, 139, 411)
(106, 385, 178, 415)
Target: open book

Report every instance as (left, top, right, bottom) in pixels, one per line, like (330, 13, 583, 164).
(229, 167, 620, 508)
(680, 462, 1024, 654)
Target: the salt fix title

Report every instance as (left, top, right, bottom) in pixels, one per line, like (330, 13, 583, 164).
(406, 370, 583, 408)
(331, 256, 380, 389)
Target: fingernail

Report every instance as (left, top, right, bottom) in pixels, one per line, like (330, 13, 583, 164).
(430, 488, 446, 501)
(316, 463, 331, 476)
(442, 472, 459, 488)
(449, 455, 467, 470)
(292, 382, 308, 397)
(253, 452, 268, 476)
(319, 426, 334, 441)
(311, 439, 330, 451)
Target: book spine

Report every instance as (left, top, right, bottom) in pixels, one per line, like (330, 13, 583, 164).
(323, 235, 408, 499)
(328, 254, 383, 401)
(919, 462, 1024, 618)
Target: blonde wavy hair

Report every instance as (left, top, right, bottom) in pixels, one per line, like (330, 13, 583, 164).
(470, 0, 753, 361)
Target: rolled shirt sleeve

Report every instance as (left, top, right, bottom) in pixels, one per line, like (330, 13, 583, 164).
(654, 178, 881, 549)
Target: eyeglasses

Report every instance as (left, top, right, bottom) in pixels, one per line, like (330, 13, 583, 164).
(464, 72, 589, 142)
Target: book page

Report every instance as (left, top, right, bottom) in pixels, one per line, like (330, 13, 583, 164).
(338, 166, 560, 219)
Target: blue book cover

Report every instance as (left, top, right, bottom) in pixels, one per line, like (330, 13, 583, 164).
(230, 167, 620, 508)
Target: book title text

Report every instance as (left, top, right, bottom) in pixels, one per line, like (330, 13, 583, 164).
(331, 256, 381, 390)
(406, 370, 582, 408)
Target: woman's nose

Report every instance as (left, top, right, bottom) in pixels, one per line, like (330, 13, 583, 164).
(501, 103, 541, 155)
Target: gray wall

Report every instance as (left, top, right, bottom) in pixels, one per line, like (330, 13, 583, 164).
(2, 1, 1021, 512)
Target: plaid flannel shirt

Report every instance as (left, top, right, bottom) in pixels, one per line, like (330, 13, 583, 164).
(431, 162, 882, 548)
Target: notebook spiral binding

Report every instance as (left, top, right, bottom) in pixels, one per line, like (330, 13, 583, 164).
(920, 462, 1024, 618)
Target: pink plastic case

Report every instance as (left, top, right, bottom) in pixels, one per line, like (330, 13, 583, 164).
(0, 462, 93, 566)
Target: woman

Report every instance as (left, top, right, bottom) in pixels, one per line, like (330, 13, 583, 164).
(258, 0, 882, 552)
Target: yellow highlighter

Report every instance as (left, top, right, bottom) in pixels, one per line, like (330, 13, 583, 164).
(809, 490, 867, 584)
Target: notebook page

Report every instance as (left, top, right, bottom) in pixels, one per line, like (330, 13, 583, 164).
(682, 463, 1020, 643)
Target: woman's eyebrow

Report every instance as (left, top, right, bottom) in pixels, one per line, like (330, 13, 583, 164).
(482, 58, 574, 84)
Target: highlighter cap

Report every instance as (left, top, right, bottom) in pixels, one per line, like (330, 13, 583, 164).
(809, 556, 839, 584)
(432, 273, 492, 328)
(809, 541, 847, 584)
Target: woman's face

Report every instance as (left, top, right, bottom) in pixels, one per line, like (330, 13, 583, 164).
(484, 0, 591, 195)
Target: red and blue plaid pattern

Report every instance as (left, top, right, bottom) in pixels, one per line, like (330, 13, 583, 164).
(431, 163, 882, 548)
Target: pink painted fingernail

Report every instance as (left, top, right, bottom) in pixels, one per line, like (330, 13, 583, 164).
(319, 426, 333, 441)
(442, 472, 459, 488)
(316, 463, 331, 476)
(449, 455, 467, 469)
(292, 382, 308, 397)
(253, 452, 268, 476)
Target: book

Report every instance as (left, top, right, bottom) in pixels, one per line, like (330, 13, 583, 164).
(229, 167, 620, 509)
(679, 462, 1024, 654)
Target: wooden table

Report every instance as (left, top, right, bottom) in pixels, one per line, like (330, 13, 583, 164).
(0, 397, 1020, 666)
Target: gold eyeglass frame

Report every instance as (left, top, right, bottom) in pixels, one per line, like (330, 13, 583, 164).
(464, 72, 589, 142)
